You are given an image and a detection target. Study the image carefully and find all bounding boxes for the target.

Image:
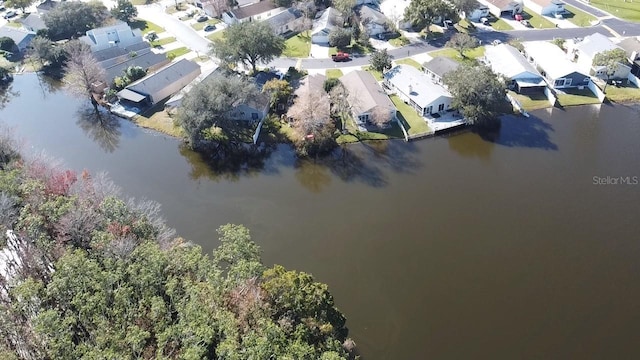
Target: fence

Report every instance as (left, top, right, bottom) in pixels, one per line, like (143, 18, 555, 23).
(587, 81, 606, 103)
(628, 73, 640, 87)
(252, 117, 266, 144)
(544, 87, 557, 106)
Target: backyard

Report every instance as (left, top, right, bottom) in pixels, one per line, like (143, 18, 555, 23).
(390, 95, 431, 136)
(509, 91, 551, 111)
(557, 88, 601, 106)
(283, 31, 311, 58)
(602, 81, 640, 103)
(563, 4, 598, 27)
(589, 0, 640, 22)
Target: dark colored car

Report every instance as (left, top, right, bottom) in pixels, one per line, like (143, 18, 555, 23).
(204, 24, 216, 32)
(4, 10, 16, 19)
(376, 31, 400, 40)
(197, 15, 208, 22)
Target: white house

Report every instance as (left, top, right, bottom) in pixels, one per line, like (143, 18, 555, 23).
(384, 65, 453, 117)
(483, 43, 546, 93)
(422, 56, 460, 85)
(479, 0, 523, 17)
(569, 33, 630, 80)
(358, 5, 390, 37)
(117, 59, 201, 106)
(311, 7, 343, 44)
(80, 22, 143, 52)
(339, 70, 396, 127)
(523, 41, 591, 89)
(222, 1, 282, 25)
(466, 4, 490, 21)
(525, 0, 565, 16)
(227, 94, 270, 122)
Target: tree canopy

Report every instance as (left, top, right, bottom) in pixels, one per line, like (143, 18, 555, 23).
(329, 28, 351, 48)
(445, 33, 478, 58)
(443, 64, 506, 128)
(111, 0, 138, 23)
(369, 48, 392, 72)
(0, 130, 355, 359)
(4, 0, 35, 14)
(210, 21, 285, 72)
(404, 0, 457, 31)
(62, 40, 106, 112)
(593, 48, 629, 91)
(43, 1, 110, 40)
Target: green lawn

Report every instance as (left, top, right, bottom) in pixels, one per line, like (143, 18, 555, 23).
(563, 4, 598, 27)
(429, 46, 485, 64)
(361, 65, 383, 81)
(151, 37, 177, 47)
(130, 19, 164, 34)
(389, 36, 410, 47)
(329, 39, 373, 55)
(490, 18, 514, 30)
(191, 19, 221, 30)
(508, 91, 551, 111)
(557, 88, 601, 106)
(165, 3, 186, 14)
(166, 47, 191, 59)
(394, 58, 422, 70)
(131, 0, 152, 5)
(603, 82, 640, 103)
(325, 69, 343, 79)
(454, 19, 476, 33)
(206, 30, 226, 41)
(522, 8, 556, 28)
(589, 0, 640, 22)
(390, 95, 431, 136)
(282, 31, 311, 58)
(6, 21, 22, 28)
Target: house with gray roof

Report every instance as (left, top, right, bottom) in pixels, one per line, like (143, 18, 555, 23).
(294, 73, 326, 98)
(36, 0, 59, 13)
(267, 8, 303, 36)
(479, 0, 523, 17)
(423, 57, 460, 85)
(0, 26, 35, 53)
(483, 43, 546, 93)
(117, 59, 201, 106)
(20, 13, 46, 32)
(222, 1, 282, 24)
(311, 7, 342, 44)
(523, 41, 590, 89)
(569, 33, 630, 80)
(102, 51, 170, 86)
(384, 65, 453, 117)
(617, 37, 640, 77)
(80, 22, 144, 52)
(358, 5, 390, 37)
(340, 70, 396, 127)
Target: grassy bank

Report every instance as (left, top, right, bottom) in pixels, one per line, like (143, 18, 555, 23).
(589, 0, 640, 22)
(557, 88, 601, 106)
(509, 91, 551, 111)
(390, 95, 431, 136)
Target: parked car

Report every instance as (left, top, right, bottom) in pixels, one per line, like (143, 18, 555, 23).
(521, 19, 532, 27)
(204, 24, 216, 32)
(514, 13, 524, 21)
(331, 52, 350, 62)
(480, 17, 489, 25)
(197, 15, 208, 22)
(3, 10, 16, 19)
(376, 31, 399, 40)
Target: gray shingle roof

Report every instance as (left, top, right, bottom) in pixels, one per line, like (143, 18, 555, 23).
(423, 57, 460, 78)
(267, 8, 302, 28)
(126, 59, 200, 97)
(339, 70, 395, 115)
(358, 5, 388, 26)
(231, 1, 279, 19)
(484, 44, 542, 79)
(20, 13, 46, 31)
(618, 37, 640, 59)
(102, 51, 169, 84)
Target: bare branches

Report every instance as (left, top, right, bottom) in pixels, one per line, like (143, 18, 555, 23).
(62, 40, 105, 110)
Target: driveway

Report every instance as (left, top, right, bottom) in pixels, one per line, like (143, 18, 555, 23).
(310, 44, 329, 59)
(136, 3, 211, 55)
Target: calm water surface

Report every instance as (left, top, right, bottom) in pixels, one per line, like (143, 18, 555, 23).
(3, 74, 640, 359)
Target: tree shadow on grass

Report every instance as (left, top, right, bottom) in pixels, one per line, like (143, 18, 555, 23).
(75, 107, 122, 153)
(477, 114, 558, 150)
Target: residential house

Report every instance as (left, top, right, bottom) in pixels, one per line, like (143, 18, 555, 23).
(358, 5, 390, 37)
(193, 0, 232, 17)
(266, 8, 303, 36)
(0, 26, 35, 53)
(479, 0, 523, 17)
(384, 65, 453, 116)
(165, 65, 224, 109)
(117, 59, 201, 107)
(523, 41, 591, 89)
(35, 0, 59, 14)
(483, 43, 546, 93)
(311, 7, 343, 44)
(525, 0, 565, 17)
(466, 4, 491, 21)
(340, 70, 396, 127)
(222, 1, 282, 25)
(423, 56, 460, 85)
(20, 13, 46, 32)
(80, 22, 144, 52)
(97, 44, 170, 85)
(617, 36, 640, 77)
(227, 93, 270, 122)
(253, 70, 282, 90)
(569, 33, 630, 80)
(294, 73, 327, 97)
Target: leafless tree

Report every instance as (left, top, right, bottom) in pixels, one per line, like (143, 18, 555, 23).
(205, 0, 229, 18)
(369, 105, 393, 128)
(62, 40, 106, 113)
(287, 89, 332, 137)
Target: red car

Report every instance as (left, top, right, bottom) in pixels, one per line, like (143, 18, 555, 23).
(331, 52, 350, 62)
(514, 14, 524, 21)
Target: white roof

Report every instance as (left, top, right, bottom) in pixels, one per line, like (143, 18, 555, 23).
(312, 7, 341, 36)
(485, 44, 542, 80)
(384, 65, 452, 108)
(575, 33, 620, 59)
(524, 41, 584, 79)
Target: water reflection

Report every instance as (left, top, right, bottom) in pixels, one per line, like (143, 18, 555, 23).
(0, 83, 19, 110)
(448, 131, 495, 160)
(75, 107, 122, 153)
(478, 114, 558, 150)
(179, 142, 276, 182)
(294, 159, 332, 193)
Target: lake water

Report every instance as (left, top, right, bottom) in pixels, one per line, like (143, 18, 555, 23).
(3, 74, 640, 359)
